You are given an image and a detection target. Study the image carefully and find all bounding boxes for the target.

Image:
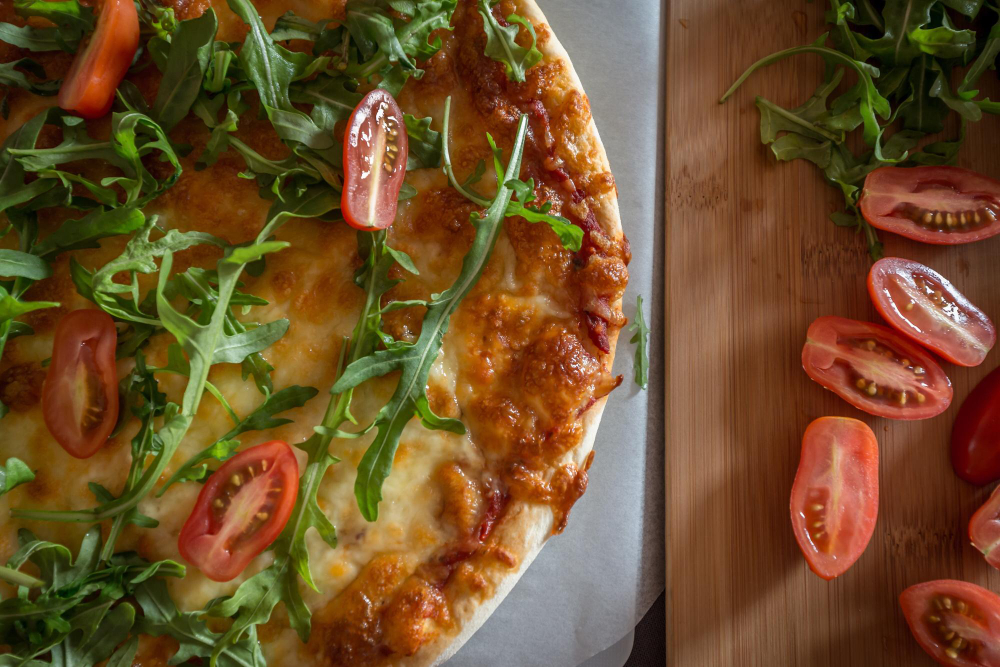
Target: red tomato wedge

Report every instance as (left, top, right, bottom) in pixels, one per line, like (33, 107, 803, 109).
(58, 0, 139, 119)
(341, 89, 408, 230)
(179, 440, 298, 582)
(860, 166, 1000, 245)
(970, 485, 1000, 569)
(868, 257, 995, 367)
(789, 416, 878, 580)
(952, 368, 1000, 485)
(41, 309, 119, 458)
(900, 580, 1000, 666)
(802, 316, 953, 420)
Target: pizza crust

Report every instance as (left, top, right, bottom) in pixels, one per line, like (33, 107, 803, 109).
(399, 1, 627, 663)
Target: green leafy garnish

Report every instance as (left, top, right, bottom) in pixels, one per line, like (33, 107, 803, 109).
(721, 2, 1000, 259)
(0, 457, 34, 496)
(629, 295, 649, 390)
(150, 9, 220, 132)
(0, 0, 94, 53)
(0, 527, 185, 665)
(477, 0, 543, 83)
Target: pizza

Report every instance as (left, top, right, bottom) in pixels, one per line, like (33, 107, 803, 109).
(0, 0, 631, 664)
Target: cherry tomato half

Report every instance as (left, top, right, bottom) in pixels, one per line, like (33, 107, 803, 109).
(58, 0, 139, 119)
(868, 257, 995, 367)
(970, 484, 1000, 569)
(860, 166, 1000, 245)
(341, 89, 408, 230)
(952, 367, 1000, 485)
(178, 440, 298, 582)
(790, 417, 878, 580)
(900, 580, 1000, 666)
(41, 309, 119, 458)
(801, 316, 953, 420)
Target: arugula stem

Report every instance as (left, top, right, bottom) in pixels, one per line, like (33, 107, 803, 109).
(441, 96, 490, 207)
(0, 564, 43, 588)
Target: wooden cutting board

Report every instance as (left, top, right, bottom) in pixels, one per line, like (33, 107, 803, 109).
(664, 1, 1000, 665)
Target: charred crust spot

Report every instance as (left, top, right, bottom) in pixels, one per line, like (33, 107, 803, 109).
(0, 363, 45, 413)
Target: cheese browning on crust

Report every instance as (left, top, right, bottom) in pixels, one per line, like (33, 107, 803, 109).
(0, 0, 627, 664)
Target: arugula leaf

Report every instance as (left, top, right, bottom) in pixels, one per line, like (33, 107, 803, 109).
(345, 0, 457, 85)
(477, 0, 543, 83)
(330, 114, 530, 521)
(0, 457, 34, 496)
(3, 0, 95, 52)
(404, 113, 442, 169)
(0, 249, 51, 280)
(135, 579, 266, 667)
(160, 384, 319, 491)
(152, 9, 219, 132)
(628, 295, 649, 390)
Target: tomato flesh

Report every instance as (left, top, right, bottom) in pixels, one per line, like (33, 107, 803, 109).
(900, 580, 1000, 666)
(42, 309, 119, 458)
(860, 166, 1000, 245)
(868, 257, 995, 367)
(789, 417, 878, 580)
(952, 368, 1000, 485)
(58, 0, 139, 119)
(970, 485, 1000, 569)
(801, 316, 953, 420)
(178, 440, 298, 582)
(341, 89, 408, 230)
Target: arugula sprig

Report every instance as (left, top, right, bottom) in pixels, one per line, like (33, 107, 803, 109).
(0, 457, 34, 497)
(721, 1, 1000, 259)
(629, 295, 650, 390)
(441, 97, 583, 251)
(477, 0, 543, 83)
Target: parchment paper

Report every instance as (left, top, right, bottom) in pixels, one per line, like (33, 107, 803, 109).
(450, 0, 666, 664)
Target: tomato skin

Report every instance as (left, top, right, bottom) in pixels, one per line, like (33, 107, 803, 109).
(860, 166, 1000, 245)
(58, 0, 139, 119)
(868, 257, 995, 367)
(952, 368, 1000, 485)
(178, 440, 299, 582)
(801, 316, 953, 420)
(789, 417, 878, 580)
(341, 89, 408, 230)
(900, 580, 1000, 666)
(970, 485, 1000, 569)
(41, 309, 119, 458)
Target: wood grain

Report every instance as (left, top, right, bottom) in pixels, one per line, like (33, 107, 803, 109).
(664, 2, 1000, 665)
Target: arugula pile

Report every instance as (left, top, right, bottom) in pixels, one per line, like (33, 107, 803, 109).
(721, 0, 1000, 259)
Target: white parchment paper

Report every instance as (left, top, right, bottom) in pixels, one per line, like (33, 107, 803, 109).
(449, 0, 666, 664)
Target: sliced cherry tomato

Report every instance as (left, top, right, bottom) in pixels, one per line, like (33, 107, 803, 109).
(970, 484, 1000, 569)
(41, 309, 119, 458)
(58, 0, 139, 119)
(341, 89, 408, 230)
(860, 166, 1000, 245)
(952, 367, 1000, 485)
(178, 440, 298, 582)
(900, 579, 1000, 666)
(789, 416, 878, 580)
(868, 257, 995, 367)
(801, 316, 953, 420)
